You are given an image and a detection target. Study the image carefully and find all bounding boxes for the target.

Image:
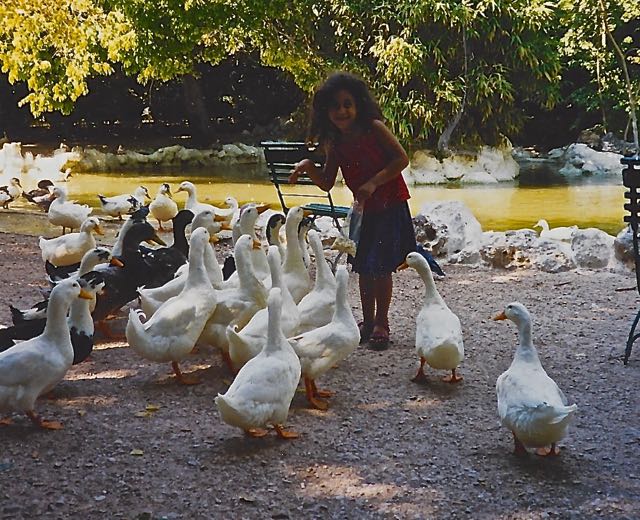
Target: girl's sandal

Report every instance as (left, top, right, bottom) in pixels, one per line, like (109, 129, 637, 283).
(367, 325, 390, 351)
(358, 321, 374, 344)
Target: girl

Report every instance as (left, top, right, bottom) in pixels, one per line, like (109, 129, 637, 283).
(289, 71, 416, 350)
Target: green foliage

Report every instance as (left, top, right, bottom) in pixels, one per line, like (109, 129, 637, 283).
(559, 0, 639, 133)
(0, 0, 132, 115)
(4, 0, 635, 148)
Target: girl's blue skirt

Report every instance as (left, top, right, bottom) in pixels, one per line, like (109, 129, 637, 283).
(349, 201, 416, 275)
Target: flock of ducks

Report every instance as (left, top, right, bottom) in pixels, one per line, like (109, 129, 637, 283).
(0, 180, 578, 457)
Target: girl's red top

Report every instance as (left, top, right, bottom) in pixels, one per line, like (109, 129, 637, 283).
(332, 130, 410, 213)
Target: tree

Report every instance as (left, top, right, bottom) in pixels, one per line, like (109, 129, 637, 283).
(560, 0, 639, 148)
(1, 0, 568, 148)
(0, 0, 132, 115)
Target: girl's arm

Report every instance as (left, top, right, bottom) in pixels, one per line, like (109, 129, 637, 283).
(289, 146, 339, 192)
(356, 120, 409, 202)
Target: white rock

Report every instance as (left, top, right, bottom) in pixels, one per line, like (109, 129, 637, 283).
(406, 144, 518, 185)
(570, 228, 615, 269)
(415, 200, 483, 258)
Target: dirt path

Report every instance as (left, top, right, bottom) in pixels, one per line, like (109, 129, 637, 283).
(0, 226, 639, 519)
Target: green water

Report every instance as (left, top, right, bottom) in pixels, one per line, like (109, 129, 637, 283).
(2, 165, 626, 236)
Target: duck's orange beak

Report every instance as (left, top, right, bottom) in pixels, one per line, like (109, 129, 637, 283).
(214, 214, 226, 222)
(94, 225, 104, 236)
(493, 311, 507, 321)
(221, 222, 233, 231)
(302, 210, 313, 217)
(397, 261, 409, 271)
(256, 204, 271, 214)
(209, 234, 220, 244)
(78, 288, 93, 300)
(110, 257, 124, 267)
(252, 239, 262, 250)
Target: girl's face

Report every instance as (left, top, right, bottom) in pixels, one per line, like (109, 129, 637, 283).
(328, 89, 357, 134)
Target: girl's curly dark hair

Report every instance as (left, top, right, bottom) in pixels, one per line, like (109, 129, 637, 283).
(308, 71, 383, 147)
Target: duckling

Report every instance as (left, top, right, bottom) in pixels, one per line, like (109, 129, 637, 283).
(149, 183, 178, 231)
(215, 288, 301, 439)
(288, 265, 358, 410)
(126, 227, 217, 384)
(47, 186, 92, 234)
(399, 251, 464, 383)
(533, 219, 578, 243)
(98, 186, 148, 220)
(494, 302, 578, 456)
(39, 216, 104, 267)
(0, 280, 91, 429)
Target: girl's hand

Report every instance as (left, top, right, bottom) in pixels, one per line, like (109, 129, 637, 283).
(356, 180, 377, 202)
(289, 159, 313, 183)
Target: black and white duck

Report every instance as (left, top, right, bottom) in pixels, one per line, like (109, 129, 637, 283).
(91, 221, 166, 326)
(138, 209, 193, 288)
(23, 179, 55, 211)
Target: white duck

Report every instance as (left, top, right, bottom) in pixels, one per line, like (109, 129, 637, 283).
(494, 302, 578, 456)
(227, 203, 270, 285)
(47, 186, 92, 234)
(98, 186, 149, 220)
(39, 216, 104, 267)
(177, 181, 221, 215)
(139, 210, 224, 317)
(126, 227, 217, 385)
(296, 230, 337, 334)
(0, 279, 91, 429)
(533, 219, 578, 242)
(0, 177, 23, 208)
(215, 287, 301, 439)
(227, 246, 300, 369)
(149, 183, 178, 231)
(399, 251, 464, 383)
(282, 206, 312, 303)
(215, 196, 239, 224)
(48, 246, 122, 286)
(288, 265, 358, 410)
(198, 234, 268, 372)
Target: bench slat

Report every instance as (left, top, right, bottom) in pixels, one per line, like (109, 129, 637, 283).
(261, 141, 345, 229)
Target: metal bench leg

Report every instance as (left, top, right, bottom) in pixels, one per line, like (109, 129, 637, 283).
(624, 308, 640, 365)
(326, 251, 344, 274)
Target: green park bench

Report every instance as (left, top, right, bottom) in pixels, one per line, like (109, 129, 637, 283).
(261, 141, 349, 230)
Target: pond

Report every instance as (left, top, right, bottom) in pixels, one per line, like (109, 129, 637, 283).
(2, 162, 627, 236)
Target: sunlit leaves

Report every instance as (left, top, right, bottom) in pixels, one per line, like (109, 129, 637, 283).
(0, 0, 128, 115)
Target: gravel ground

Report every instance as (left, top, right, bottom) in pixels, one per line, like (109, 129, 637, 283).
(0, 213, 639, 519)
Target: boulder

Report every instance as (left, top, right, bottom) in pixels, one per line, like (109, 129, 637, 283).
(569, 228, 615, 269)
(415, 201, 483, 259)
(614, 226, 635, 268)
(405, 145, 518, 185)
